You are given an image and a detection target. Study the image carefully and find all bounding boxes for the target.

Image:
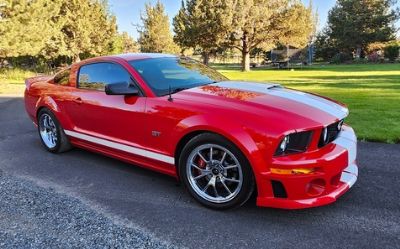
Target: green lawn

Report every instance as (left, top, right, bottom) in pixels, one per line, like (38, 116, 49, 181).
(218, 64, 400, 143)
(1, 64, 399, 143)
(0, 68, 35, 95)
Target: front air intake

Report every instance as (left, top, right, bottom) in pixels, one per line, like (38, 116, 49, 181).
(271, 180, 288, 198)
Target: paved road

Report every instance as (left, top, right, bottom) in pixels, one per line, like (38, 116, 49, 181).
(1, 97, 399, 249)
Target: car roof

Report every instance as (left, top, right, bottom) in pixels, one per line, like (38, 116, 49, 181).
(105, 53, 177, 62)
(78, 53, 178, 65)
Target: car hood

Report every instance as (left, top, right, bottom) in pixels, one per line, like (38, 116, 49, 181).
(174, 81, 349, 129)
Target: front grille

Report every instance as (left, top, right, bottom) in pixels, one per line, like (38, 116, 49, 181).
(318, 120, 343, 147)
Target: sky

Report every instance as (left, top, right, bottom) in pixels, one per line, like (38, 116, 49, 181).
(106, 0, 340, 39)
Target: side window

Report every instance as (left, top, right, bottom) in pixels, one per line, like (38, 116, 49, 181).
(54, 69, 71, 86)
(78, 62, 131, 91)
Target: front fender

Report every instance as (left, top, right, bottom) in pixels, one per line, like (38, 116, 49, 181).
(170, 114, 269, 187)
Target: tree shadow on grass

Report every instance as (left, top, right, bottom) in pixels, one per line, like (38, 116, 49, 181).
(241, 74, 400, 91)
(287, 74, 400, 90)
(214, 63, 400, 72)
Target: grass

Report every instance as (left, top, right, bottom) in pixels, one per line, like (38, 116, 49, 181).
(0, 68, 35, 95)
(218, 64, 400, 143)
(1, 64, 399, 143)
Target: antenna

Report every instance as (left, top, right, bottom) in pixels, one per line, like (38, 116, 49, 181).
(168, 85, 173, 101)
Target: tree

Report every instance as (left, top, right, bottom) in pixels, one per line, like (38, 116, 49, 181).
(173, 0, 233, 64)
(120, 32, 140, 53)
(384, 41, 400, 62)
(0, 0, 117, 62)
(109, 32, 140, 54)
(315, 28, 339, 61)
(173, 0, 314, 70)
(54, 0, 117, 62)
(325, 0, 398, 58)
(227, 0, 315, 71)
(278, 1, 315, 49)
(138, 0, 179, 54)
(0, 0, 62, 58)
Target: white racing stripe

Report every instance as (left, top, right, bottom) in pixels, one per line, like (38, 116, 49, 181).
(267, 88, 349, 120)
(334, 127, 357, 165)
(211, 81, 349, 119)
(340, 170, 358, 188)
(333, 127, 358, 188)
(214, 81, 281, 92)
(340, 163, 358, 188)
(64, 130, 175, 165)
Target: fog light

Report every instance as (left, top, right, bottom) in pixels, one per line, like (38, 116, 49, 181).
(271, 168, 316, 175)
(306, 179, 326, 196)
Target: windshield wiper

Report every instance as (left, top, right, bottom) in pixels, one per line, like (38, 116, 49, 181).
(167, 87, 190, 101)
(170, 87, 190, 94)
(202, 81, 218, 86)
(167, 82, 218, 100)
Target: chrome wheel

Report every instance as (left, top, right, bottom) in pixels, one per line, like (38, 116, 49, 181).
(186, 144, 243, 203)
(39, 114, 58, 149)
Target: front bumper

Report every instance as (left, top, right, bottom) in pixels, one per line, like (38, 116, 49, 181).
(257, 125, 358, 209)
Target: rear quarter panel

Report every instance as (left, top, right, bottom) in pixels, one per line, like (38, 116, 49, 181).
(24, 74, 75, 129)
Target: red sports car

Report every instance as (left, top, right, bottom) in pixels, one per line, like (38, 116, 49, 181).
(24, 53, 358, 209)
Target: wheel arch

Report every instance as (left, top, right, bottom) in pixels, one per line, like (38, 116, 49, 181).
(35, 96, 71, 130)
(36, 106, 48, 120)
(173, 125, 266, 182)
(174, 130, 212, 169)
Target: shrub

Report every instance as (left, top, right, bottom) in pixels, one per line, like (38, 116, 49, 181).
(366, 42, 386, 54)
(384, 43, 400, 62)
(354, 57, 368, 64)
(330, 52, 352, 64)
(367, 51, 382, 63)
(0, 68, 36, 82)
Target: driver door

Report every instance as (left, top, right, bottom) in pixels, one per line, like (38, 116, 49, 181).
(64, 62, 147, 149)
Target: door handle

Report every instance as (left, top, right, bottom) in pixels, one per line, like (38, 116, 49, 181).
(73, 97, 83, 104)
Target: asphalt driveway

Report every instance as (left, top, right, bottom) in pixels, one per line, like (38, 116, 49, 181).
(0, 97, 399, 248)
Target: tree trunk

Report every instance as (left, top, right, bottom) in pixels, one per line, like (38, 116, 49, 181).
(355, 46, 362, 59)
(73, 54, 81, 63)
(202, 52, 210, 65)
(242, 50, 250, 72)
(241, 34, 250, 72)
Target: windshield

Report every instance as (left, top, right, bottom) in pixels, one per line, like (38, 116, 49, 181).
(129, 57, 228, 96)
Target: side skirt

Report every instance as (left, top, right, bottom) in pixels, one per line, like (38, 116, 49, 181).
(67, 136, 178, 178)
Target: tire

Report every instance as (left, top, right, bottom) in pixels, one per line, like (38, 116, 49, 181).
(179, 133, 255, 210)
(37, 108, 72, 153)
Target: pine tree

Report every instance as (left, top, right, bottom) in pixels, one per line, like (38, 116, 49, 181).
(55, 0, 117, 62)
(109, 32, 139, 54)
(138, 0, 179, 53)
(0, 0, 117, 62)
(325, 0, 398, 57)
(173, 0, 233, 64)
(0, 0, 62, 58)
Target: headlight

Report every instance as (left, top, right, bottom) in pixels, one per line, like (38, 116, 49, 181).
(318, 119, 344, 147)
(279, 135, 290, 151)
(274, 131, 313, 156)
(321, 127, 328, 143)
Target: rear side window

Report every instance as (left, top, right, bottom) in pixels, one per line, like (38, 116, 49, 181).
(54, 69, 71, 86)
(78, 62, 131, 91)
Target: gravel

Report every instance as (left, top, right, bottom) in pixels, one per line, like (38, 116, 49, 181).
(0, 173, 177, 249)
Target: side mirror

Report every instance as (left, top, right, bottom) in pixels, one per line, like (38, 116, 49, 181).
(105, 82, 139, 96)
